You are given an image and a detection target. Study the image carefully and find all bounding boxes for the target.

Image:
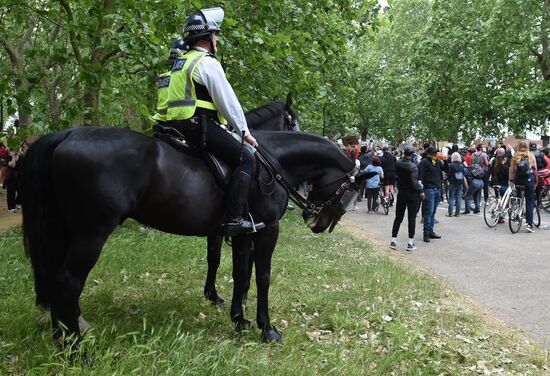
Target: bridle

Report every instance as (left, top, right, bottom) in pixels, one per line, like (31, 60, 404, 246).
(255, 146, 360, 219)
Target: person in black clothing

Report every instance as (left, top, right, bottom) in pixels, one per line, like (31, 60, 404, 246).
(380, 146, 397, 205)
(5, 145, 25, 213)
(389, 146, 425, 251)
(357, 145, 371, 201)
(417, 146, 444, 242)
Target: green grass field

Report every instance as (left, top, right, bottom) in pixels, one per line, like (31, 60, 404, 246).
(0, 211, 548, 375)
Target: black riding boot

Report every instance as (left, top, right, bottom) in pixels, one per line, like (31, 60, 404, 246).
(221, 171, 265, 236)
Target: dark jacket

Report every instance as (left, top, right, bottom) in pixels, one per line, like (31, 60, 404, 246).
(396, 157, 423, 192)
(448, 162, 465, 186)
(418, 157, 443, 189)
(358, 152, 371, 170)
(381, 152, 396, 175)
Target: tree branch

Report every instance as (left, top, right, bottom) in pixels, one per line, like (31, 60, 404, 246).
(0, 33, 19, 67)
(57, 0, 82, 65)
(18, 21, 34, 52)
(100, 48, 121, 66)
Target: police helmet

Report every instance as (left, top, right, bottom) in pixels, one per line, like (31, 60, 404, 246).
(183, 7, 224, 45)
(166, 38, 186, 66)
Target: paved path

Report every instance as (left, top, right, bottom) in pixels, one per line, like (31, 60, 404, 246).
(346, 197, 550, 347)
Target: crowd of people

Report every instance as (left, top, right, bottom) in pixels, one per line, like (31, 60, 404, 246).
(0, 142, 26, 213)
(345, 140, 550, 251)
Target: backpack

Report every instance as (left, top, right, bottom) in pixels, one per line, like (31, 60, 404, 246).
(449, 163, 464, 185)
(453, 170, 464, 184)
(470, 152, 484, 178)
(470, 163, 484, 178)
(516, 158, 530, 177)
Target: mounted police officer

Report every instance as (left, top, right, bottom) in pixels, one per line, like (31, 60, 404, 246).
(152, 38, 186, 125)
(164, 7, 265, 236)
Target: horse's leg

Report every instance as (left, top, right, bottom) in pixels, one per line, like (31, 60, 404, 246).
(230, 234, 253, 332)
(50, 234, 106, 343)
(241, 244, 255, 306)
(252, 223, 282, 343)
(204, 235, 225, 306)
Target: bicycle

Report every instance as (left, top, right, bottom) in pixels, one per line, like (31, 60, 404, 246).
(377, 185, 390, 215)
(537, 169, 550, 213)
(441, 171, 449, 203)
(508, 184, 541, 233)
(483, 184, 512, 228)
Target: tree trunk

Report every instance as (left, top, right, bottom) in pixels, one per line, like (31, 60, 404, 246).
(83, 81, 101, 125)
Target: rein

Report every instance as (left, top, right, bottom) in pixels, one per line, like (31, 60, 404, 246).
(255, 146, 359, 215)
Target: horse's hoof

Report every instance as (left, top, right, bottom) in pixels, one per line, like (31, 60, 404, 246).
(36, 310, 51, 325)
(78, 316, 92, 333)
(261, 325, 283, 343)
(205, 292, 225, 307)
(235, 319, 251, 332)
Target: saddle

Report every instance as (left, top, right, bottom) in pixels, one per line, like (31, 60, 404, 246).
(153, 124, 232, 186)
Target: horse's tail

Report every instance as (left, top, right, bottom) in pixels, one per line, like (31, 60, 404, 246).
(21, 131, 71, 307)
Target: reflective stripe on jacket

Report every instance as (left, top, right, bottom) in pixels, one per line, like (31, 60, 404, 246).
(152, 71, 171, 122)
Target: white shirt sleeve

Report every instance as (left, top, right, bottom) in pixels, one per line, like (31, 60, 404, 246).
(193, 56, 250, 137)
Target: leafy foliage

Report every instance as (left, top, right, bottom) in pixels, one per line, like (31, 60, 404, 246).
(0, 0, 380, 138)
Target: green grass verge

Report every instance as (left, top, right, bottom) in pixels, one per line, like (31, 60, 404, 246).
(0, 211, 548, 375)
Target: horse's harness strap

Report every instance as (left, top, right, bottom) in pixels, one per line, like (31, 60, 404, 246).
(255, 146, 359, 215)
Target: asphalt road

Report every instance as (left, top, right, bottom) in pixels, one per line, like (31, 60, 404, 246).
(346, 196, 550, 347)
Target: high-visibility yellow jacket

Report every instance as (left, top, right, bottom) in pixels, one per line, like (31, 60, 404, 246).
(165, 49, 226, 124)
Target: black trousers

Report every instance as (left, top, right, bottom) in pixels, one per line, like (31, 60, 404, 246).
(6, 174, 20, 210)
(391, 191, 420, 239)
(366, 188, 379, 211)
(166, 119, 256, 218)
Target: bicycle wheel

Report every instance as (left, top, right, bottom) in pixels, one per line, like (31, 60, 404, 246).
(541, 189, 550, 213)
(534, 206, 541, 228)
(508, 197, 523, 233)
(483, 196, 499, 228)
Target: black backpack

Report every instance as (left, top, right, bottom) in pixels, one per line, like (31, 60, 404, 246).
(516, 158, 530, 178)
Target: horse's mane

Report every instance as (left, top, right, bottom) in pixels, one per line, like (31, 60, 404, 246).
(245, 102, 285, 130)
(253, 131, 353, 172)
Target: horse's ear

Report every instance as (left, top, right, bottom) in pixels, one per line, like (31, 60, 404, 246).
(273, 96, 280, 102)
(286, 93, 292, 108)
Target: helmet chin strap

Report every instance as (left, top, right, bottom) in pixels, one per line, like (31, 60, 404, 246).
(209, 34, 216, 56)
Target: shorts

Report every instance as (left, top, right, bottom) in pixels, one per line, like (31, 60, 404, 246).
(383, 173, 397, 186)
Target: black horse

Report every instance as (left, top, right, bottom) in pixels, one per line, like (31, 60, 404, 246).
(21, 127, 368, 344)
(203, 94, 298, 307)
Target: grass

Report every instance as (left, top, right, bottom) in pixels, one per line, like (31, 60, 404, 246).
(0, 210, 548, 375)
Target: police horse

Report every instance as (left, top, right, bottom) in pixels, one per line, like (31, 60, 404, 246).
(21, 105, 368, 344)
(203, 95, 298, 307)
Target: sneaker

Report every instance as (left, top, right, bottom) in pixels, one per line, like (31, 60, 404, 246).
(8, 209, 17, 213)
(389, 241, 397, 250)
(526, 225, 535, 233)
(16, 204, 21, 210)
(406, 243, 417, 251)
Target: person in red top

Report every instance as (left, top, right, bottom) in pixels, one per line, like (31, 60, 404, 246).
(542, 147, 550, 169)
(464, 145, 476, 167)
